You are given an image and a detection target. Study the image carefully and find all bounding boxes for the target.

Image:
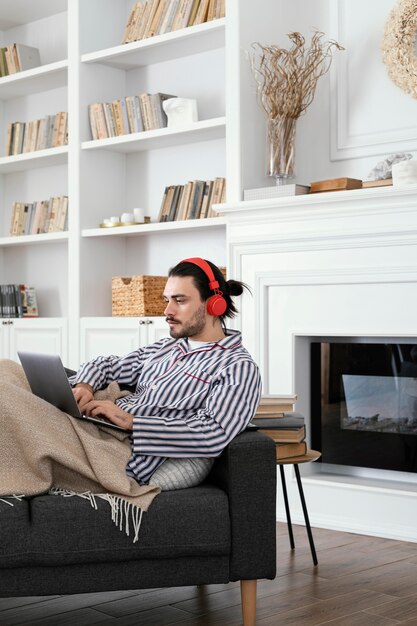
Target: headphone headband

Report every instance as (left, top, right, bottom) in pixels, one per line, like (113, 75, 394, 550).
(182, 257, 219, 291)
(181, 257, 227, 317)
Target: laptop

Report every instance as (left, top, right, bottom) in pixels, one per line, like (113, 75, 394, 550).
(18, 351, 131, 433)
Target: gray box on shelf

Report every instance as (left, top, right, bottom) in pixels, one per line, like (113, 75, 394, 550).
(244, 184, 310, 201)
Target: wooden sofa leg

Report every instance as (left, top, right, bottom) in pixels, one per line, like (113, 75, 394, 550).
(240, 579, 257, 626)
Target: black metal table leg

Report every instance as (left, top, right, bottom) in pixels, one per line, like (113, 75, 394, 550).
(279, 464, 295, 550)
(294, 464, 318, 566)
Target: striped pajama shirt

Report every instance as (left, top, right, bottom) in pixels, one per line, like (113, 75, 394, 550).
(71, 329, 261, 484)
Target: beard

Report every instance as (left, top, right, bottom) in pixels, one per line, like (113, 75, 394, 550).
(167, 304, 206, 339)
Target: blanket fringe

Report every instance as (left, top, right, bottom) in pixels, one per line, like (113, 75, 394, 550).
(49, 488, 144, 543)
(0, 494, 24, 506)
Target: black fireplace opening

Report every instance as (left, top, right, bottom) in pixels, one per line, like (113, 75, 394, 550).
(311, 341, 417, 473)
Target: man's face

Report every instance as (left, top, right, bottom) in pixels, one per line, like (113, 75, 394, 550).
(163, 275, 208, 340)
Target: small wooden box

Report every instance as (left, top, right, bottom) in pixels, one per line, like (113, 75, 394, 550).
(309, 177, 362, 193)
(112, 275, 167, 317)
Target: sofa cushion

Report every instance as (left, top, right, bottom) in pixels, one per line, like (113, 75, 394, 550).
(0, 498, 33, 568)
(1, 484, 230, 568)
(149, 457, 215, 490)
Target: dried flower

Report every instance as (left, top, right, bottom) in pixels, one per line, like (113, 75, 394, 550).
(251, 31, 344, 120)
(250, 31, 343, 180)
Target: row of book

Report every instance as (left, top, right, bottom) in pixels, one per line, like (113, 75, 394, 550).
(10, 196, 69, 237)
(158, 176, 225, 222)
(89, 93, 175, 140)
(0, 284, 38, 318)
(5, 112, 68, 156)
(251, 395, 308, 461)
(0, 44, 41, 77)
(122, 0, 225, 44)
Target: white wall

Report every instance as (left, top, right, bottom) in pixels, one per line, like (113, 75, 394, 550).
(245, 0, 417, 191)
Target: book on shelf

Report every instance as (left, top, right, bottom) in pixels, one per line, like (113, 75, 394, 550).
(0, 284, 38, 318)
(188, 180, 206, 219)
(88, 93, 176, 139)
(275, 441, 307, 461)
(5, 113, 68, 156)
(193, 0, 210, 24)
(243, 183, 310, 201)
(251, 415, 305, 430)
(0, 44, 41, 76)
(258, 424, 306, 444)
(9, 196, 68, 236)
(256, 394, 297, 414)
(206, 176, 225, 217)
(157, 177, 225, 222)
(122, 0, 225, 43)
(20, 285, 38, 317)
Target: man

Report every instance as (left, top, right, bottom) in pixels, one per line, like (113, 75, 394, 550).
(70, 257, 261, 485)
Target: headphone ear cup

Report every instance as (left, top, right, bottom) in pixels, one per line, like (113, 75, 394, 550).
(207, 294, 227, 317)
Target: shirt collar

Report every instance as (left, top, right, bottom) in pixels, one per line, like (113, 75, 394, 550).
(174, 329, 242, 354)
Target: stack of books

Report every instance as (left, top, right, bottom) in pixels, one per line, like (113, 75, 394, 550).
(9, 196, 68, 236)
(0, 284, 38, 318)
(88, 93, 176, 139)
(0, 44, 41, 76)
(5, 112, 68, 156)
(158, 177, 225, 221)
(250, 395, 307, 461)
(122, 0, 225, 44)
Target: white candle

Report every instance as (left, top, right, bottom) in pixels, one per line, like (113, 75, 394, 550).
(392, 160, 417, 186)
(133, 208, 145, 222)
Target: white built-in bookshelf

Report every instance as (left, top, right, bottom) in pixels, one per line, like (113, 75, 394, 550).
(0, 0, 280, 368)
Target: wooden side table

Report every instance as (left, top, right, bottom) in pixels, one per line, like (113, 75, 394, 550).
(276, 449, 321, 566)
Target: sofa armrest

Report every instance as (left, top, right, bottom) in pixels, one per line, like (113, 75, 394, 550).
(209, 430, 277, 581)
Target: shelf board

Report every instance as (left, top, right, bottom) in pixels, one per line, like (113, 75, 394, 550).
(82, 216, 227, 238)
(0, 232, 68, 247)
(81, 117, 226, 153)
(0, 146, 68, 174)
(0, 60, 68, 100)
(81, 19, 225, 69)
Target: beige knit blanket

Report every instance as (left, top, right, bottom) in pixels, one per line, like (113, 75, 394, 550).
(0, 359, 160, 541)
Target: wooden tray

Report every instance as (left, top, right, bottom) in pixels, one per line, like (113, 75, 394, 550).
(309, 177, 362, 193)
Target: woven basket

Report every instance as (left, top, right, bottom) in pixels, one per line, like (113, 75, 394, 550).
(112, 275, 167, 317)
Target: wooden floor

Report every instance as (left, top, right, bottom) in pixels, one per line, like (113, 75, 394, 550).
(2, 522, 417, 625)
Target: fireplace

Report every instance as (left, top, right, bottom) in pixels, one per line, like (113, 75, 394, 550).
(311, 339, 417, 473)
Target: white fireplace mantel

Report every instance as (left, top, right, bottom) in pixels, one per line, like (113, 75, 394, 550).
(218, 186, 417, 542)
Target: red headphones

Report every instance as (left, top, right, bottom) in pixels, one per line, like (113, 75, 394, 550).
(182, 257, 227, 317)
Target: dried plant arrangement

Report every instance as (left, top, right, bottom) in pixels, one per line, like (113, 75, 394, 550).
(251, 32, 344, 182)
(381, 0, 417, 99)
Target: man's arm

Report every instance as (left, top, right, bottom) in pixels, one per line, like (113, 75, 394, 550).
(130, 359, 261, 458)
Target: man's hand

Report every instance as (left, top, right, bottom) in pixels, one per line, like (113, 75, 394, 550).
(73, 384, 94, 412)
(84, 400, 134, 431)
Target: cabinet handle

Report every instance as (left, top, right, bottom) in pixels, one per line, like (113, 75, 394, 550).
(2, 320, 13, 326)
(139, 320, 146, 325)
(146, 319, 153, 325)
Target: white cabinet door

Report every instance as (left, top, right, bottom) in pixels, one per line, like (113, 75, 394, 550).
(141, 317, 170, 344)
(80, 318, 141, 363)
(4, 318, 68, 363)
(80, 317, 170, 364)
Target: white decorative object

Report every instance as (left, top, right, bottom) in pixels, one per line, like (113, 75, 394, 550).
(392, 159, 417, 186)
(121, 212, 134, 222)
(133, 208, 145, 222)
(162, 98, 198, 128)
(110, 216, 120, 223)
(381, 0, 417, 98)
(366, 153, 412, 181)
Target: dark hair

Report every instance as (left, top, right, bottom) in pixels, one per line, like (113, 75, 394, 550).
(168, 259, 250, 320)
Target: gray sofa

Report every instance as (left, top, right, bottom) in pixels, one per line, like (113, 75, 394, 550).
(0, 430, 276, 625)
